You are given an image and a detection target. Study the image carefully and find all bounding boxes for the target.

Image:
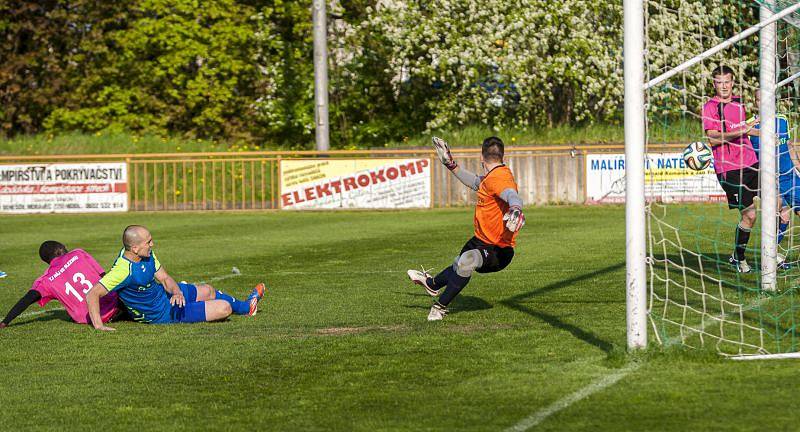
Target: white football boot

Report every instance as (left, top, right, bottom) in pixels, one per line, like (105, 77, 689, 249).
(428, 303, 448, 321)
(728, 255, 751, 274)
(407, 269, 441, 296)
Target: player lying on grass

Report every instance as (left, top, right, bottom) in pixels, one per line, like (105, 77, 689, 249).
(86, 225, 265, 331)
(0, 241, 123, 328)
(407, 136, 525, 321)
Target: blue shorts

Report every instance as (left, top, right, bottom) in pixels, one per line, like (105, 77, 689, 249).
(778, 175, 800, 211)
(167, 283, 207, 324)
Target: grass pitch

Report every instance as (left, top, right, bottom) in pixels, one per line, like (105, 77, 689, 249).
(0, 206, 798, 431)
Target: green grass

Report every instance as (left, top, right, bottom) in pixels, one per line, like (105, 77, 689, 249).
(387, 120, 700, 148)
(647, 202, 800, 355)
(0, 131, 238, 156)
(1, 206, 798, 431)
(0, 120, 701, 156)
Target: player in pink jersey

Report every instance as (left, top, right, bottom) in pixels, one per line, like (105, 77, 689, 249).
(0, 241, 122, 328)
(702, 65, 761, 273)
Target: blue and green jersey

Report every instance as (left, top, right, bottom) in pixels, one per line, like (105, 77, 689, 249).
(99, 250, 172, 323)
(749, 115, 794, 186)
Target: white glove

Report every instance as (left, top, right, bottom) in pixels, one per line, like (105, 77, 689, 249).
(432, 136, 457, 170)
(503, 206, 525, 232)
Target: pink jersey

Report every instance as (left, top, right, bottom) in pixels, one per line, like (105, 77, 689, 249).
(702, 96, 759, 174)
(30, 249, 119, 324)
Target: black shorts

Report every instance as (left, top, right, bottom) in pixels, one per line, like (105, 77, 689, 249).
(460, 236, 515, 274)
(716, 163, 759, 210)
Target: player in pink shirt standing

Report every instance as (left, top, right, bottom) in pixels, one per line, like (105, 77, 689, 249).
(0, 241, 122, 328)
(703, 65, 761, 273)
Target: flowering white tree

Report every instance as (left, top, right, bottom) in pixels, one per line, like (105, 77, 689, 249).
(361, 0, 624, 130)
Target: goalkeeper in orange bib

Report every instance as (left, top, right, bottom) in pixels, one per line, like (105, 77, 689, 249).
(407, 136, 525, 320)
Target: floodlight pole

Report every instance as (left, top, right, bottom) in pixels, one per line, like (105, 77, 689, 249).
(312, 0, 330, 151)
(624, 0, 647, 350)
(760, 2, 778, 292)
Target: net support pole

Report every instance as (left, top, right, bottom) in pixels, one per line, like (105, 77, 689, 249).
(624, 0, 647, 349)
(777, 70, 800, 89)
(312, 0, 330, 151)
(760, 2, 778, 292)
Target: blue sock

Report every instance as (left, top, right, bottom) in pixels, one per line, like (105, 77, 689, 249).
(215, 290, 250, 315)
(778, 221, 790, 244)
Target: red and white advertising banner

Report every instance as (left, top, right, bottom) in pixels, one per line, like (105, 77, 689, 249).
(0, 163, 128, 213)
(280, 158, 431, 209)
(586, 153, 726, 204)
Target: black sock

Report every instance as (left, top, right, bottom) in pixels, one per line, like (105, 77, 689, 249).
(735, 224, 751, 262)
(438, 272, 471, 306)
(431, 266, 454, 290)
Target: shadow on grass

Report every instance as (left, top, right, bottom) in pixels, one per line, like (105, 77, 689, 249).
(500, 262, 625, 354)
(404, 295, 492, 315)
(396, 291, 432, 298)
(649, 253, 800, 353)
(10, 309, 72, 327)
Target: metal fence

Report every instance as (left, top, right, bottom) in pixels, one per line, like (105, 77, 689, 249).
(0, 144, 684, 211)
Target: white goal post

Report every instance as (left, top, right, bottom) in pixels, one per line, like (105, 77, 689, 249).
(624, 0, 800, 351)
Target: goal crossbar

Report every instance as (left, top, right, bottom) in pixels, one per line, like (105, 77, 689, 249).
(645, 2, 800, 90)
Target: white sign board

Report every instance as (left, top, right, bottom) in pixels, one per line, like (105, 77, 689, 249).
(280, 158, 431, 209)
(586, 153, 726, 204)
(0, 163, 128, 213)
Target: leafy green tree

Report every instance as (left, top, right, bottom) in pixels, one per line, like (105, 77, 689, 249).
(45, 0, 262, 141)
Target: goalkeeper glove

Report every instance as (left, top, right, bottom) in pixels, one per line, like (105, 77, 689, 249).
(432, 136, 458, 171)
(503, 206, 525, 232)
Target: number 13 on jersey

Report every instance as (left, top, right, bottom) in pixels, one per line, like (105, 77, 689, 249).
(64, 272, 93, 302)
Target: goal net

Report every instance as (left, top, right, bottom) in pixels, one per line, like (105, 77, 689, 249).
(642, 0, 800, 357)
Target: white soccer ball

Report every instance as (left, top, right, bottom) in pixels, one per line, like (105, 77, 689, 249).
(682, 141, 713, 171)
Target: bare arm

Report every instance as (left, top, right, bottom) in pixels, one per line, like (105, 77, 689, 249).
(707, 136, 725, 146)
(707, 118, 759, 145)
(790, 132, 800, 171)
(706, 127, 751, 144)
(86, 283, 115, 331)
(154, 267, 185, 307)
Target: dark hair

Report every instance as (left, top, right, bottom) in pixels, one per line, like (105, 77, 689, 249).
(712, 65, 735, 79)
(482, 136, 504, 163)
(39, 241, 67, 264)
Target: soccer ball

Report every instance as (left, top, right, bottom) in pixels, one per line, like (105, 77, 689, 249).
(683, 141, 713, 171)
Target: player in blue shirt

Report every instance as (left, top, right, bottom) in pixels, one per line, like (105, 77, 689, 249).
(749, 89, 800, 267)
(86, 225, 265, 331)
